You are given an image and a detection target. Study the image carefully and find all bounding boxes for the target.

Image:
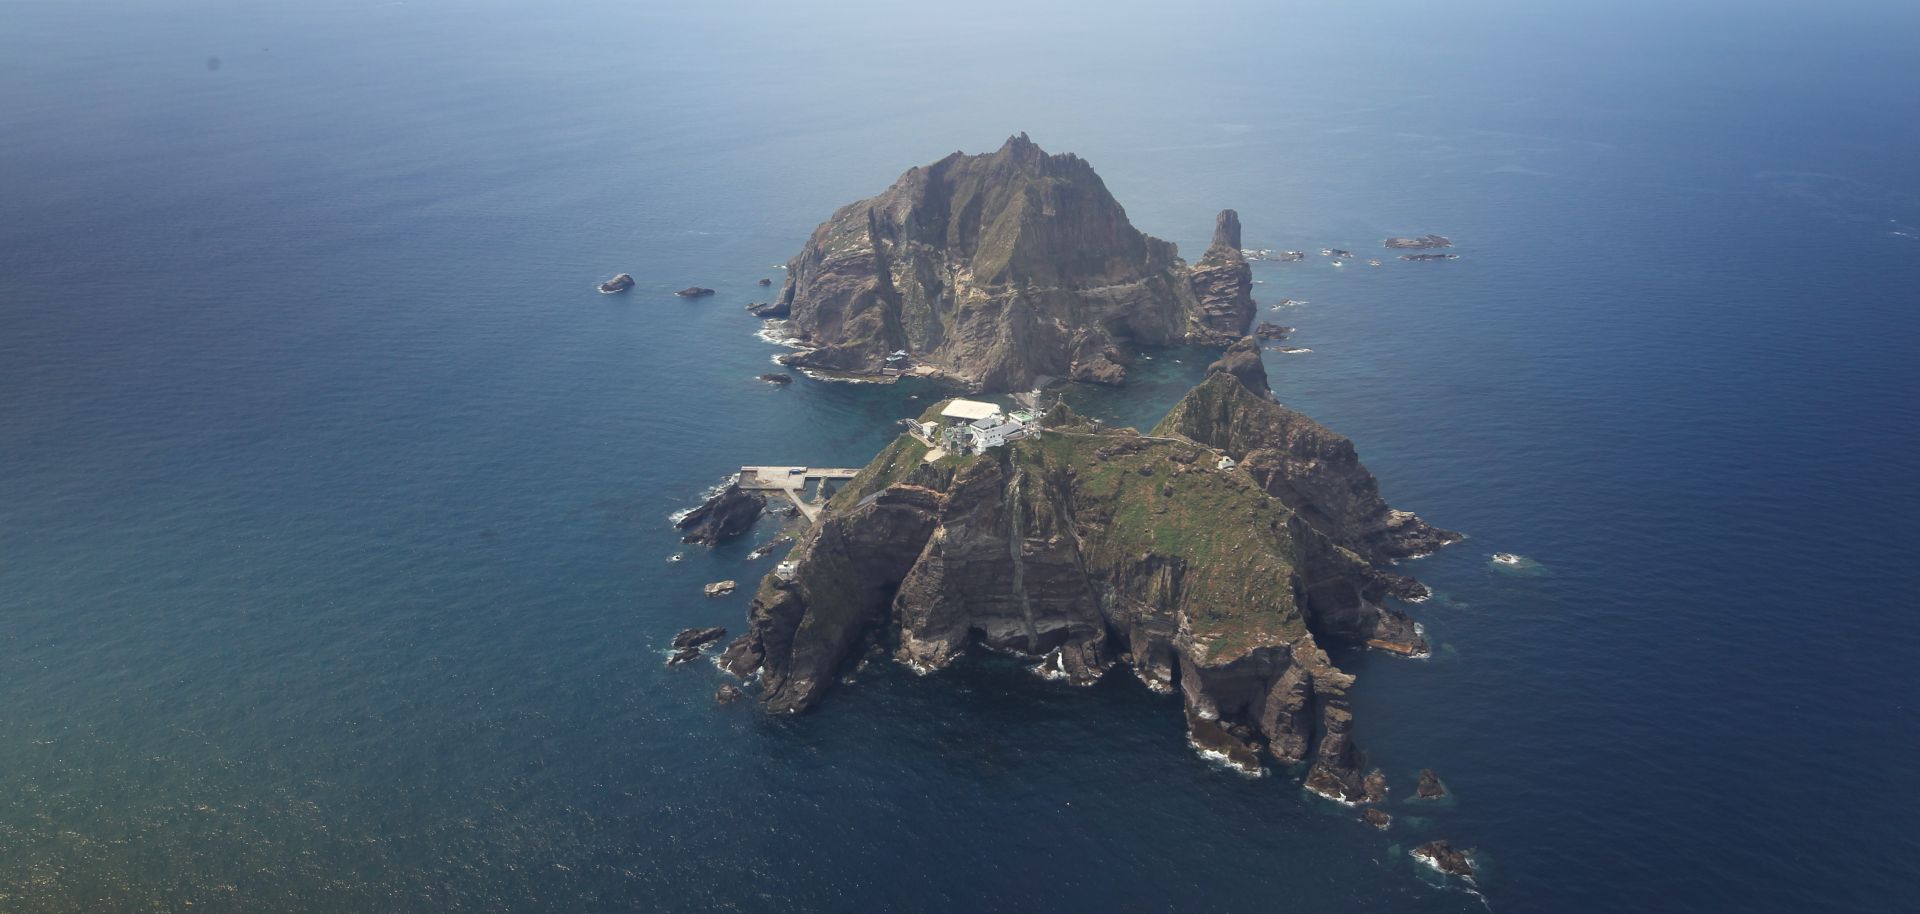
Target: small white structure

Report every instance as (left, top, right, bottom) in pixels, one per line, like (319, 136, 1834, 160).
(1217, 455, 1237, 470)
(774, 561, 798, 580)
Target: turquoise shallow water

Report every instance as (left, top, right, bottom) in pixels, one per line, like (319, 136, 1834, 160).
(3, 0, 1919, 910)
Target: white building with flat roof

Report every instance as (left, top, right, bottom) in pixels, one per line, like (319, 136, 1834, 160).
(939, 399, 1001, 423)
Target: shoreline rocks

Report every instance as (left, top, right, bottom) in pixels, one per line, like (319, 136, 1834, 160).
(757, 373, 793, 385)
(676, 484, 766, 546)
(673, 627, 729, 650)
(747, 300, 790, 318)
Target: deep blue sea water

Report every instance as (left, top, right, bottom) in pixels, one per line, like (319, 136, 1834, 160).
(4, 0, 1920, 910)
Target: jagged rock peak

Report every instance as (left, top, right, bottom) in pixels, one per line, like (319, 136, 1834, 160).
(1189, 211, 1256, 337)
(1210, 208, 1243, 253)
(770, 136, 1234, 392)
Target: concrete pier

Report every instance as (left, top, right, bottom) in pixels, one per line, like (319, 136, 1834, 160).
(737, 466, 859, 522)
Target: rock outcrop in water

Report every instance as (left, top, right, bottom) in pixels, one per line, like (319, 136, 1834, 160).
(769, 134, 1251, 391)
(1189, 209, 1256, 338)
(718, 394, 1426, 795)
(1155, 367, 1460, 566)
(598, 273, 634, 294)
(676, 484, 766, 546)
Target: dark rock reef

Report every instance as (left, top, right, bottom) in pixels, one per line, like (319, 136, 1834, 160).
(673, 626, 729, 650)
(769, 134, 1251, 391)
(598, 273, 634, 294)
(1383, 234, 1452, 250)
(1155, 370, 1461, 567)
(676, 286, 716, 298)
(1417, 767, 1448, 799)
(718, 391, 1430, 798)
(1412, 840, 1475, 879)
(746, 300, 789, 318)
(1253, 322, 1293, 341)
(758, 373, 793, 385)
(676, 484, 766, 546)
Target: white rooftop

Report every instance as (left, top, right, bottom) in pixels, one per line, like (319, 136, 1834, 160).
(940, 399, 1000, 422)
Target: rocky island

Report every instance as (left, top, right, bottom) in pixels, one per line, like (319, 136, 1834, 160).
(765, 134, 1253, 391)
(712, 346, 1456, 801)
(598, 273, 634, 294)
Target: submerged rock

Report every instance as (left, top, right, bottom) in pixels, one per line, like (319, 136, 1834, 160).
(1412, 840, 1475, 879)
(675, 286, 716, 298)
(676, 484, 766, 546)
(757, 373, 793, 385)
(667, 646, 702, 666)
(770, 133, 1246, 391)
(1363, 808, 1392, 830)
(673, 626, 729, 650)
(1253, 322, 1293, 340)
(598, 273, 635, 294)
(757, 277, 773, 286)
(715, 683, 744, 704)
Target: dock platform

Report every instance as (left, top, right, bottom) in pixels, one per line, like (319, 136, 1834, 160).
(737, 466, 859, 522)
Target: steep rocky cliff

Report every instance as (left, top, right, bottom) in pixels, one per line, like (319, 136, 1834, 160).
(1156, 361, 1461, 566)
(771, 135, 1252, 391)
(720, 400, 1424, 796)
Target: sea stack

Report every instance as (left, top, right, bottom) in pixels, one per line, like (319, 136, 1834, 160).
(598, 273, 635, 294)
(1189, 210, 1257, 337)
(769, 134, 1249, 391)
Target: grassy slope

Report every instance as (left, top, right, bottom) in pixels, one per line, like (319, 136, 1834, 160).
(1011, 430, 1307, 660)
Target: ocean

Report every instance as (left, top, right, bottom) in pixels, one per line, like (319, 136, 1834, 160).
(3, 0, 1918, 910)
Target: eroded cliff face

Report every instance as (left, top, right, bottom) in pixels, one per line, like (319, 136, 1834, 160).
(772, 135, 1252, 391)
(1156, 366, 1462, 566)
(720, 402, 1422, 795)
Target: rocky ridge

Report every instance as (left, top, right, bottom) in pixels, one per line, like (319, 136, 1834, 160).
(1155, 360, 1461, 568)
